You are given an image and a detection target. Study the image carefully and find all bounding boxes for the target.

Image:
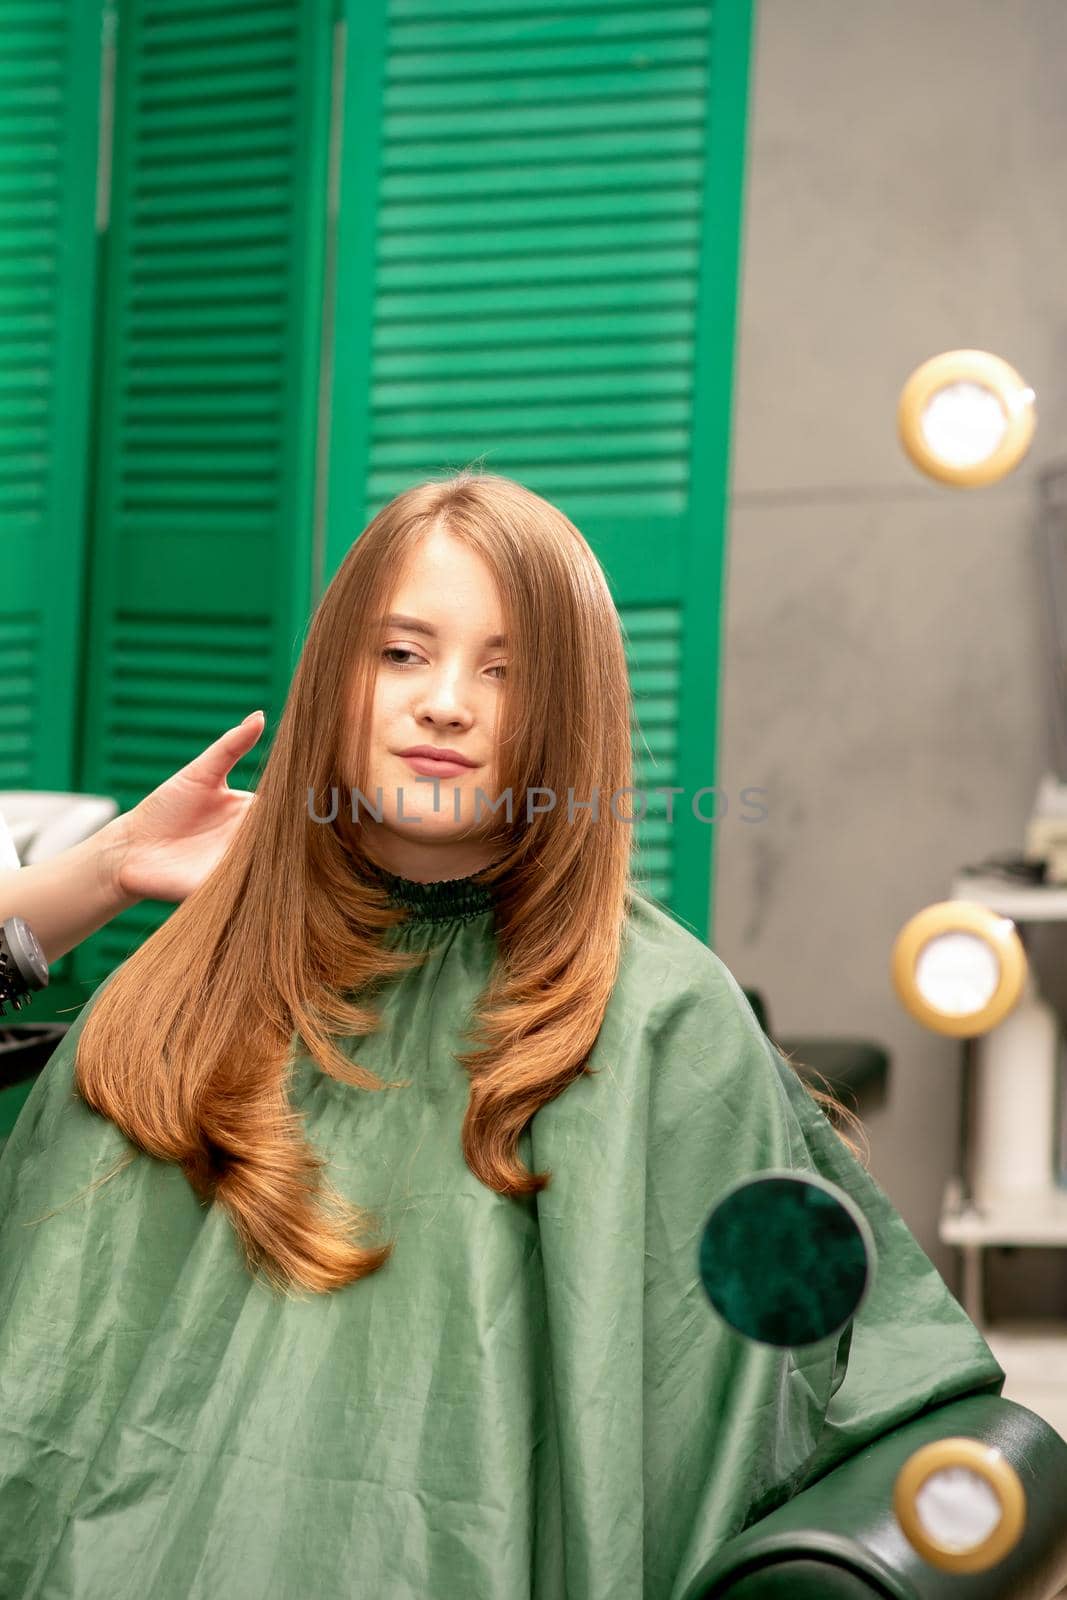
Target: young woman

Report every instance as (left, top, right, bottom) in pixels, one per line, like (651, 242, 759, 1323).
(0, 472, 1002, 1599)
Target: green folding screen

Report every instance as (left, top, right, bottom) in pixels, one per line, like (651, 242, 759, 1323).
(327, 0, 754, 941)
(70, 0, 337, 992)
(0, 2, 103, 793)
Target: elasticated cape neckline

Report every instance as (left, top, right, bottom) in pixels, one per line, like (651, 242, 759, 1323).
(367, 861, 496, 924)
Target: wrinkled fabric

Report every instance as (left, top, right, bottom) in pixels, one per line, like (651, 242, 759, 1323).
(0, 872, 1004, 1600)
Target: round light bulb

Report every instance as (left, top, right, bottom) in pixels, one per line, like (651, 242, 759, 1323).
(914, 931, 1001, 1015)
(920, 382, 1008, 468)
(898, 351, 1036, 486)
(890, 901, 1026, 1037)
(894, 1438, 1026, 1573)
(914, 1465, 1004, 1551)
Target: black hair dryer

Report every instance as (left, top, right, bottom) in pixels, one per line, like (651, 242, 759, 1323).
(0, 918, 49, 1018)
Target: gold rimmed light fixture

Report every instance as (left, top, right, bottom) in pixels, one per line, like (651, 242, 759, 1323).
(898, 350, 1036, 487)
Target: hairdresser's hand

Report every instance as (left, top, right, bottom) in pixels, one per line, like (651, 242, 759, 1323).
(112, 712, 266, 903)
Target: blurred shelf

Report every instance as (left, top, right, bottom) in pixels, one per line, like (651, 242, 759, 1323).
(941, 1175, 1067, 1247)
(951, 871, 1067, 920)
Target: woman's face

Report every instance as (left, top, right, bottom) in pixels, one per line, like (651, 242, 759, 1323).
(354, 529, 509, 882)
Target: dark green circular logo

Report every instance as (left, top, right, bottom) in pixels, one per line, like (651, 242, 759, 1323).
(699, 1171, 875, 1347)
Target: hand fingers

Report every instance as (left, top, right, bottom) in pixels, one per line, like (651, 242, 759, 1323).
(175, 712, 266, 787)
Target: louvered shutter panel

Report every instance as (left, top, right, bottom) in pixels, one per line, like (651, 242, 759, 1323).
(326, 0, 753, 940)
(73, 0, 336, 989)
(0, 1, 103, 792)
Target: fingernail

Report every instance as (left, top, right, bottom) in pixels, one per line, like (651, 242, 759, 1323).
(243, 710, 264, 723)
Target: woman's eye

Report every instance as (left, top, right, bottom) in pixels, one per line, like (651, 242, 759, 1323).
(381, 647, 507, 681)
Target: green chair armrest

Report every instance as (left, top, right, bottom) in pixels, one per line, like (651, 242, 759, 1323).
(681, 1394, 1067, 1600)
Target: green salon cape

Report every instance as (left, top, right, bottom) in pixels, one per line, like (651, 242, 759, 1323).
(0, 870, 1004, 1600)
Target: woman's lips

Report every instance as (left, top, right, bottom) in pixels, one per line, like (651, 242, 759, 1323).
(401, 755, 476, 779)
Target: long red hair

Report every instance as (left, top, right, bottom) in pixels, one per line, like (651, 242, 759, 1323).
(74, 471, 864, 1297)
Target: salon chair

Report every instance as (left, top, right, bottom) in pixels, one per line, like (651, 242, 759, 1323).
(706, 1000, 1067, 1596)
(682, 1392, 1067, 1598)
(743, 988, 889, 1115)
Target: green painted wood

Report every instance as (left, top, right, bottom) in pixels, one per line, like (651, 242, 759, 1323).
(0, 0, 107, 1004)
(72, 0, 337, 990)
(325, 0, 755, 941)
(0, 0, 104, 792)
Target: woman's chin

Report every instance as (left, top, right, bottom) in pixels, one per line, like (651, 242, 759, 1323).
(379, 815, 483, 843)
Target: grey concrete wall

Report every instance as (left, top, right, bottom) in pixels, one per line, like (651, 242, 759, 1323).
(713, 0, 1067, 1306)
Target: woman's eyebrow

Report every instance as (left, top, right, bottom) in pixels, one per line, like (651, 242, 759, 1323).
(381, 613, 507, 648)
